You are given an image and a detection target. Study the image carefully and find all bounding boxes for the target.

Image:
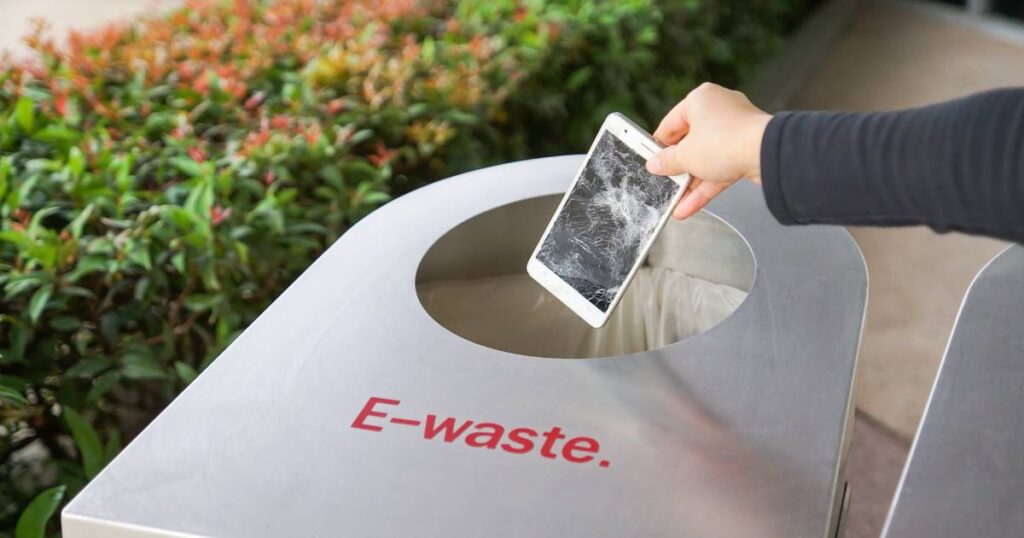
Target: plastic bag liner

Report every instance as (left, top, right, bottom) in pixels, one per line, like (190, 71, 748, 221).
(417, 209, 753, 359)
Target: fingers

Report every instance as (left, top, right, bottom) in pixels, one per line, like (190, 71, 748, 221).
(646, 136, 693, 176)
(652, 97, 690, 145)
(672, 179, 729, 220)
(672, 177, 703, 219)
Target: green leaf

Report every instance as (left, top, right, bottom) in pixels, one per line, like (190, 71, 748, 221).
(422, 36, 436, 63)
(348, 129, 373, 145)
(284, 222, 326, 235)
(406, 102, 429, 118)
(9, 174, 39, 210)
(143, 111, 173, 134)
(163, 206, 197, 230)
(121, 351, 167, 380)
(341, 161, 378, 183)
(0, 385, 27, 407)
(86, 371, 119, 402)
(28, 284, 53, 325)
(67, 204, 94, 239)
(25, 159, 59, 173)
(184, 181, 213, 216)
(64, 357, 112, 378)
(0, 230, 31, 249)
(48, 315, 81, 332)
(14, 485, 65, 538)
(0, 156, 11, 201)
(32, 124, 81, 146)
(68, 146, 85, 177)
(319, 164, 343, 189)
(125, 244, 152, 271)
(134, 276, 150, 301)
(86, 237, 115, 255)
(5, 272, 47, 299)
(104, 430, 122, 463)
(566, 67, 594, 91)
(14, 96, 35, 133)
(362, 191, 391, 204)
(28, 206, 61, 235)
(441, 109, 479, 125)
(232, 241, 249, 265)
(7, 323, 30, 361)
(171, 251, 186, 273)
(174, 361, 198, 385)
(282, 82, 298, 102)
(200, 261, 220, 290)
(65, 256, 108, 283)
(184, 293, 220, 313)
(115, 155, 133, 191)
(64, 408, 104, 479)
(170, 156, 203, 177)
(61, 285, 94, 299)
(26, 240, 58, 269)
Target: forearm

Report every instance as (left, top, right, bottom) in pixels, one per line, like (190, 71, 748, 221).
(761, 88, 1024, 243)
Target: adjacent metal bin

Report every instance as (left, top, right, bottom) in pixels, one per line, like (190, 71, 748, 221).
(882, 245, 1024, 538)
(62, 156, 866, 538)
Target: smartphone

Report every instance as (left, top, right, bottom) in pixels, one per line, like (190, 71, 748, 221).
(527, 113, 691, 328)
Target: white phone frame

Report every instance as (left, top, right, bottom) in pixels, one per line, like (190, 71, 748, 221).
(527, 113, 691, 328)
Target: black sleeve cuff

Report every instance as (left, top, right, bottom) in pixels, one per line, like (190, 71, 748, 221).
(760, 112, 797, 225)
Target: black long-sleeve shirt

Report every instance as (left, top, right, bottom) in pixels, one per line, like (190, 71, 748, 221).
(761, 88, 1024, 244)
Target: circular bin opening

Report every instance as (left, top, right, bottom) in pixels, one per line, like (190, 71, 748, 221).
(416, 195, 754, 358)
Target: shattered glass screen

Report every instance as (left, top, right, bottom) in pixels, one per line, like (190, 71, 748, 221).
(537, 131, 681, 312)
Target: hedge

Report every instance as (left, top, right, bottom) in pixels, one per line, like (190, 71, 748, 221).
(0, 0, 813, 534)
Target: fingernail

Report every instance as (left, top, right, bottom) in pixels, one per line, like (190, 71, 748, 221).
(646, 155, 663, 174)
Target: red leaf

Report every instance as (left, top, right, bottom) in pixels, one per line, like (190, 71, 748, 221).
(244, 91, 265, 110)
(54, 95, 67, 117)
(368, 142, 396, 167)
(187, 147, 206, 163)
(210, 205, 232, 226)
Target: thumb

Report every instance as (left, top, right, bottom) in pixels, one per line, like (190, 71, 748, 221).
(646, 137, 694, 177)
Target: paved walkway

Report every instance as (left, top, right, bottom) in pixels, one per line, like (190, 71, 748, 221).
(0, 0, 167, 56)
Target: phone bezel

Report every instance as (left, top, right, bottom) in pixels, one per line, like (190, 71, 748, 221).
(526, 113, 691, 328)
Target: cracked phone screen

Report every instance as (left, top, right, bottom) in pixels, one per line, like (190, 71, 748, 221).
(537, 131, 681, 312)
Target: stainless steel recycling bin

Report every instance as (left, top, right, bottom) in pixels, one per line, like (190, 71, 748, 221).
(62, 155, 867, 538)
(882, 245, 1024, 538)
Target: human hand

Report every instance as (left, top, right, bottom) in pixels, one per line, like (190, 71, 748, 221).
(646, 83, 772, 220)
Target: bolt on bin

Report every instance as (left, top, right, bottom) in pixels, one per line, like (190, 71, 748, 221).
(62, 155, 867, 538)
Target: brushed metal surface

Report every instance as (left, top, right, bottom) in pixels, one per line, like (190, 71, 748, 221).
(882, 245, 1024, 538)
(62, 156, 867, 538)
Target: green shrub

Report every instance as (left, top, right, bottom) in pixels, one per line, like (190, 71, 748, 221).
(450, 0, 811, 165)
(0, 0, 812, 534)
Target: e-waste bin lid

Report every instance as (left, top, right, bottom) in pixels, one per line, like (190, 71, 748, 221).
(63, 156, 866, 538)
